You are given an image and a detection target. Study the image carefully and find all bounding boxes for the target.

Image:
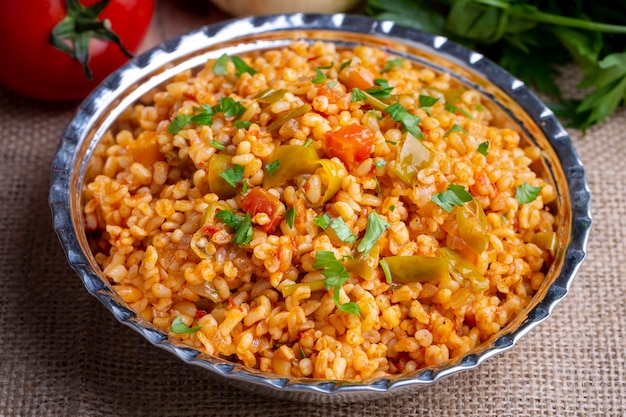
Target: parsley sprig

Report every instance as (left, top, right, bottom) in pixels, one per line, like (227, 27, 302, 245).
(168, 97, 247, 134)
(313, 251, 361, 315)
(215, 210, 253, 245)
(366, 0, 626, 130)
(432, 183, 473, 212)
(213, 53, 257, 77)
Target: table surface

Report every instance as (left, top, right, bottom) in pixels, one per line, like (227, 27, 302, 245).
(1, 1, 624, 416)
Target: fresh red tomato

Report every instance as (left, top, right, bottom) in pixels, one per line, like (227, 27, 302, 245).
(323, 124, 375, 169)
(0, 0, 154, 101)
(240, 187, 286, 233)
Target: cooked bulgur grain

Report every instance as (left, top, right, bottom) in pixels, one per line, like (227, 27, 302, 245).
(83, 41, 556, 380)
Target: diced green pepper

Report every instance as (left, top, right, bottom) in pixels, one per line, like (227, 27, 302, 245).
(457, 199, 489, 254)
(437, 247, 489, 292)
(531, 231, 557, 256)
(394, 132, 433, 184)
(381, 255, 450, 283)
(267, 104, 312, 132)
(208, 154, 237, 199)
(262, 145, 319, 189)
(253, 88, 288, 104)
(281, 280, 326, 297)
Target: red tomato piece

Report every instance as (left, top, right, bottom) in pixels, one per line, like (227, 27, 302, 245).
(323, 124, 375, 169)
(240, 187, 286, 232)
(0, 0, 154, 101)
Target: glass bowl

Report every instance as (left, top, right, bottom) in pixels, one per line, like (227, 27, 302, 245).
(49, 13, 591, 403)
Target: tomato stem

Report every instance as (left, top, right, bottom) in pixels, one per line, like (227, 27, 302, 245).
(49, 0, 133, 81)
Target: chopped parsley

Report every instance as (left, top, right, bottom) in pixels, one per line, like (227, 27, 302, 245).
(389, 204, 395, 212)
(432, 183, 473, 212)
(444, 102, 474, 119)
(312, 63, 333, 84)
(330, 217, 357, 243)
(213, 54, 257, 77)
(170, 315, 202, 334)
(351, 87, 368, 102)
(167, 114, 193, 134)
(516, 183, 543, 204)
(419, 94, 439, 109)
(379, 258, 392, 284)
(366, 79, 394, 98)
(299, 347, 307, 359)
(383, 58, 403, 72)
(241, 179, 248, 195)
(216, 210, 253, 245)
(167, 97, 247, 134)
(286, 206, 296, 229)
(233, 120, 252, 129)
(231, 55, 257, 77)
(314, 213, 333, 230)
(339, 59, 352, 72)
(444, 123, 468, 137)
(303, 138, 314, 147)
(210, 140, 226, 151)
(477, 141, 489, 156)
(313, 251, 360, 315)
(213, 53, 229, 76)
(265, 160, 281, 175)
(357, 211, 390, 256)
(219, 164, 244, 187)
(385, 102, 424, 139)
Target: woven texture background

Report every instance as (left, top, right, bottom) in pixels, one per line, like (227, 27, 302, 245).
(0, 2, 624, 415)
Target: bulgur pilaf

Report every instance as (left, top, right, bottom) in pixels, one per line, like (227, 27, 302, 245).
(83, 41, 557, 380)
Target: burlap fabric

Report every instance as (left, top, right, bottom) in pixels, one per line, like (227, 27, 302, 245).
(1, 3, 624, 416)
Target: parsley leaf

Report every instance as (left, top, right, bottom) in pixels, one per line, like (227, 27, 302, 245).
(167, 114, 193, 134)
(444, 123, 468, 137)
(432, 183, 473, 212)
(419, 94, 439, 109)
(265, 160, 280, 175)
(217, 97, 246, 118)
(357, 211, 390, 256)
(383, 58, 403, 72)
(303, 138, 314, 147)
(232, 212, 253, 245)
(351, 87, 368, 102)
(314, 213, 333, 230)
(444, 102, 474, 119)
(515, 183, 543, 204)
(170, 315, 202, 334)
(233, 120, 252, 129)
(313, 251, 360, 315)
(339, 59, 352, 71)
(210, 140, 226, 151)
(330, 217, 357, 243)
(213, 53, 229, 76)
(477, 141, 489, 155)
(366, 79, 394, 98)
(286, 206, 296, 229)
(231, 55, 257, 77)
(312, 68, 327, 84)
(219, 164, 244, 187)
(385, 102, 424, 139)
(191, 104, 215, 126)
(215, 210, 244, 229)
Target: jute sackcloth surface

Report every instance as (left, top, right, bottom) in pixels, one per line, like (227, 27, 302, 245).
(0, 2, 624, 415)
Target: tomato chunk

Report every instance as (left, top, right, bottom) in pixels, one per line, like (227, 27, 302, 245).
(339, 66, 379, 90)
(240, 187, 286, 232)
(323, 124, 375, 169)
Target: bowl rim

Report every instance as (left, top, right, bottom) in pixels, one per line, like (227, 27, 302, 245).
(49, 13, 592, 400)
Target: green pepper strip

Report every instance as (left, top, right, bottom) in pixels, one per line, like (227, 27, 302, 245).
(253, 88, 288, 104)
(437, 247, 489, 292)
(456, 199, 489, 254)
(346, 244, 380, 281)
(281, 280, 326, 297)
(381, 255, 450, 283)
(262, 145, 348, 205)
(394, 132, 434, 185)
(531, 231, 557, 256)
(207, 154, 238, 199)
(267, 104, 312, 132)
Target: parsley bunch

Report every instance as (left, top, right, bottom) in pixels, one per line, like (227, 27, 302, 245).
(366, 0, 626, 131)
